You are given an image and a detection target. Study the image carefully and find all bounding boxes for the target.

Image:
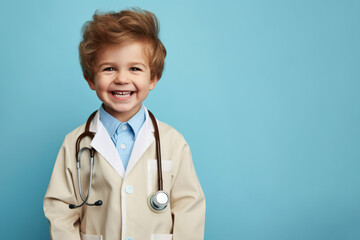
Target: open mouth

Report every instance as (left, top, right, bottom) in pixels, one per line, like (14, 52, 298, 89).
(112, 91, 135, 98)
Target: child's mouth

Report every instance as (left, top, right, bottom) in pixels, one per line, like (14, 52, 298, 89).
(111, 91, 134, 100)
(112, 91, 133, 97)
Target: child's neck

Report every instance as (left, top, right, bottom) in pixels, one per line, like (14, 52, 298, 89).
(103, 104, 142, 123)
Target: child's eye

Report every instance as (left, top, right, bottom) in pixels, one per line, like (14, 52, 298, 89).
(103, 67, 116, 71)
(129, 67, 141, 71)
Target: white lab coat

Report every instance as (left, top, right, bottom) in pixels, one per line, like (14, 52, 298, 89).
(43, 108, 206, 240)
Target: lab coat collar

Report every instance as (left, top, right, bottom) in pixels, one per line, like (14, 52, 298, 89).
(126, 107, 154, 177)
(89, 106, 155, 178)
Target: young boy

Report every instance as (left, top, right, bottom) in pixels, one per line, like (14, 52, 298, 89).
(43, 8, 205, 240)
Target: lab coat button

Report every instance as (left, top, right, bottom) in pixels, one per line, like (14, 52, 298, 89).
(120, 143, 126, 149)
(125, 185, 134, 194)
(126, 237, 133, 240)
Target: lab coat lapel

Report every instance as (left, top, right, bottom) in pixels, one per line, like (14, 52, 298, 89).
(89, 111, 126, 178)
(125, 107, 155, 178)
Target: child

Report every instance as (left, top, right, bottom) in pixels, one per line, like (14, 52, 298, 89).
(43, 8, 205, 240)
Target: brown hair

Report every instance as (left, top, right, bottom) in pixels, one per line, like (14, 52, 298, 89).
(79, 8, 166, 81)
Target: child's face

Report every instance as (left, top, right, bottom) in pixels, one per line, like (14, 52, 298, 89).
(86, 42, 158, 122)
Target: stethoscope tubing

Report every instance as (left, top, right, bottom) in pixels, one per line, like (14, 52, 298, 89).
(69, 110, 169, 211)
(147, 110, 164, 191)
(77, 147, 94, 204)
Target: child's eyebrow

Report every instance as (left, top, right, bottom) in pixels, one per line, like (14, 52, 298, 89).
(97, 61, 147, 69)
(97, 62, 115, 68)
(129, 62, 146, 68)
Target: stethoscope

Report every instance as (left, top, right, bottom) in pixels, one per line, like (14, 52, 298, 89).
(69, 110, 170, 212)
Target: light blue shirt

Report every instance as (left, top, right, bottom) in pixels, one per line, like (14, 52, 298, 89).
(99, 105, 146, 170)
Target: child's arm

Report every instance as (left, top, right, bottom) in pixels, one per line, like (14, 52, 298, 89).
(43, 137, 81, 240)
(171, 142, 206, 240)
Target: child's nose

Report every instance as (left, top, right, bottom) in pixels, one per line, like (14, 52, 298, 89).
(114, 71, 130, 84)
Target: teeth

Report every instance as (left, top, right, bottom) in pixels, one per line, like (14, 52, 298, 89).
(113, 91, 131, 97)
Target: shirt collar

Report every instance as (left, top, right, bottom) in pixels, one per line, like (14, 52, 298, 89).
(128, 105, 145, 139)
(99, 104, 146, 140)
(99, 105, 120, 138)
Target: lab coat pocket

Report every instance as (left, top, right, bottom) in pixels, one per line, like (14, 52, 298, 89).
(151, 234, 173, 240)
(80, 232, 103, 240)
(147, 159, 173, 195)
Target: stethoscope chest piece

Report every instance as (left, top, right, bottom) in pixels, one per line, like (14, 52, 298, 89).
(149, 191, 170, 212)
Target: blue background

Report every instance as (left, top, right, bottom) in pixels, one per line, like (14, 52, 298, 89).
(0, 0, 359, 239)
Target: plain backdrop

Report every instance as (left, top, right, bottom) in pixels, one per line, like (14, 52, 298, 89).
(0, 0, 359, 239)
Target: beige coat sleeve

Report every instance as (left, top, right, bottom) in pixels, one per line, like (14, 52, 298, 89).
(43, 136, 81, 240)
(171, 143, 206, 240)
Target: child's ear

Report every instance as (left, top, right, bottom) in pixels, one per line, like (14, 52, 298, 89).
(84, 74, 96, 90)
(149, 77, 159, 90)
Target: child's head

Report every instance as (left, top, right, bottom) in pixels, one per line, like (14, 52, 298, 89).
(78, 8, 166, 121)
(79, 8, 166, 82)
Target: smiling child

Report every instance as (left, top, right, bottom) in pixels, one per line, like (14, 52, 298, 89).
(43, 8, 206, 240)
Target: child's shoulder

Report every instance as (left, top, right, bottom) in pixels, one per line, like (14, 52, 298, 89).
(63, 122, 87, 144)
(157, 120, 189, 146)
